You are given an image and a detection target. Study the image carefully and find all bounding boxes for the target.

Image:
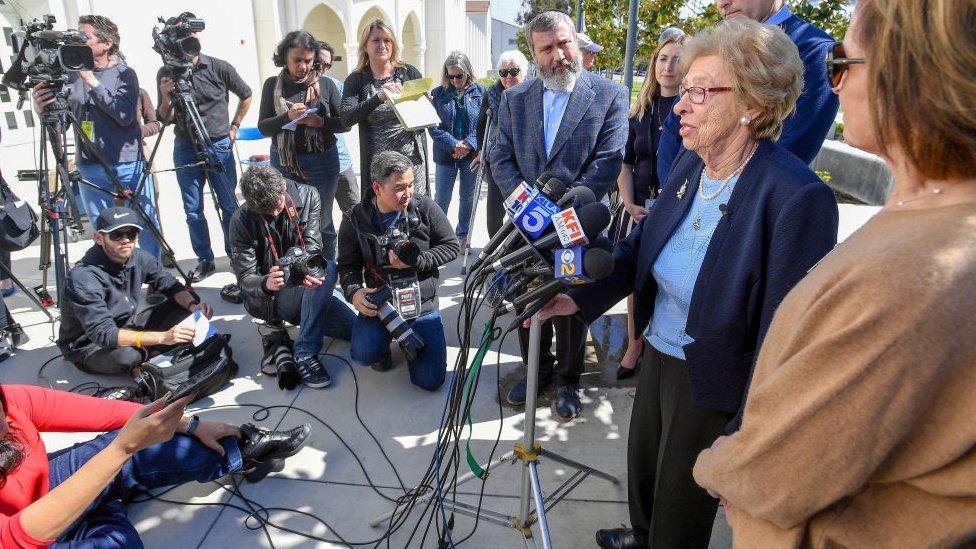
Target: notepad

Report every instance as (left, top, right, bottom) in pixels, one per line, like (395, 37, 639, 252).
(282, 106, 320, 131)
(178, 311, 217, 347)
(385, 77, 440, 130)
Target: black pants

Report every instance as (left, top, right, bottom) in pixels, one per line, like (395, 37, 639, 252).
(486, 174, 505, 236)
(517, 312, 586, 386)
(627, 346, 732, 548)
(77, 299, 188, 375)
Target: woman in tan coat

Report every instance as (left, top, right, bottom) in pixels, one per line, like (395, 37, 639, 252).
(693, 0, 976, 546)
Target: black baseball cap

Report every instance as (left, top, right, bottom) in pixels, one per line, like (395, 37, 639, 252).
(95, 207, 142, 233)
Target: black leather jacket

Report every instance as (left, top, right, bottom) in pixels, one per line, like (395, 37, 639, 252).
(228, 179, 321, 321)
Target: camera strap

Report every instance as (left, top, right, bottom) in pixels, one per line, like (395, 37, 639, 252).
(261, 193, 306, 263)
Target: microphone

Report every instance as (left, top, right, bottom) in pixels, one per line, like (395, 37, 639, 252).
(505, 247, 614, 329)
(473, 185, 595, 270)
(719, 203, 731, 216)
(490, 202, 611, 273)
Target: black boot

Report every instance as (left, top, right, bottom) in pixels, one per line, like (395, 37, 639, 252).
(239, 422, 312, 482)
(595, 528, 642, 549)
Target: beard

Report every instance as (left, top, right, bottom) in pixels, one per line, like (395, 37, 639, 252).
(539, 55, 582, 92)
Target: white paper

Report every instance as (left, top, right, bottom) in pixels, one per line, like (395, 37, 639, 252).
(281, 106, 320, 131)
(178, 311, 216, 347)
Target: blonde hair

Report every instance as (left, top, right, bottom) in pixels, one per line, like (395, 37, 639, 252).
(355, 19, 405, 73)
(856, 0, 976, 180)
(680, 18, 803, 142)
(630, 35, 687, 120)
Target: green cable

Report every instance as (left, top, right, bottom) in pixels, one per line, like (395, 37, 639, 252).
(463, 323, 496, 478)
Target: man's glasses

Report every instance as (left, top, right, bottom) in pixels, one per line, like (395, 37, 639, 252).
(321, 62, 332, 70)
(107, 229, 139, 242)
(447, 73, 466, 80)
(678, 86, 733, 105)
(498, 68, 521, 78)
(825, 42, 865, 88)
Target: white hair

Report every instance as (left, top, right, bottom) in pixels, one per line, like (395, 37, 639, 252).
(496, 49, 529, 73)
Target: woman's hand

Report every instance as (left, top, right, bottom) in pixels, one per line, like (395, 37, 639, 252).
(625, 202, 649, 222)
(521, 294, 580, 327)
(377, 82, 403, 102)
(352, 287, 380, 317)
(287, 102, 308, 120)
(185, 420, 241, 457)
(453, 140, 472, 159)
(112, 395, 194, 455)
(469, 153, 481, 171)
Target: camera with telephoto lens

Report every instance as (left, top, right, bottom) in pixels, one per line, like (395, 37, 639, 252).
(152, 12, 205, 70)
(277, 247, 328, 288)
(0, 15, 94, 103)
(375, 227, 420, 268)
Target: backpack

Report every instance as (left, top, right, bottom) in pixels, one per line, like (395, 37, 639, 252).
(135, 334, 238, 402)
(0, 176, 39, 252)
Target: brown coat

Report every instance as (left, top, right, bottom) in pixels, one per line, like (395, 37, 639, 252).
(694, 202, 976, 547)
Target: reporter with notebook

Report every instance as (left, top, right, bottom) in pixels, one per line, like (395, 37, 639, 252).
(341, 18, 431, 198)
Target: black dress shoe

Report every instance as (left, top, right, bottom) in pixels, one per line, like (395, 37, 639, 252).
(595, 527, 641, 549)
(616, 365, 637, 380)
(191, 260, 216, 282)
(552, 384, 582, 422)
(220, 282, 243, 304)
(239, 422, 312, 482)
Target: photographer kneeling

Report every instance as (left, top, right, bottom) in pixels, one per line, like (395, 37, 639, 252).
(338, 151, 459, 390)
(57, 207, 214, 376)
(230, 166, 355, 389)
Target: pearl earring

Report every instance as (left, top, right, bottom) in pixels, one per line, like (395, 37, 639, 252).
(739, 115, 750, 125)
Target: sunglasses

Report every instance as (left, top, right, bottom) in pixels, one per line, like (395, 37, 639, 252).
(498, 68, 521, 78)
(825, 42, 865, 88)
(321, 62, 332, 70)
(447, 73, 466, 80)
(107, 228, 140, 242)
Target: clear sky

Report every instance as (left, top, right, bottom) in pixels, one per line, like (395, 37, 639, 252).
(491, 0, 524, 25)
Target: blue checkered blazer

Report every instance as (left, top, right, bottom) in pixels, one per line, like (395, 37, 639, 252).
(488, 70, 629, 198)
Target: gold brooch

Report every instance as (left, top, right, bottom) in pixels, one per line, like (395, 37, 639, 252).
(677, 179, 688, 200)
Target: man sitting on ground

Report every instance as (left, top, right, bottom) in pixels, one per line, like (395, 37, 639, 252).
(229, 166, 355, 389)
(337, 151, 459, 390)
(57, 207, 213, 376)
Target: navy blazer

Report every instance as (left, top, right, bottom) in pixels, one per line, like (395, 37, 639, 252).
(570, 140, 838, 424)
(428, 83, 485, 165)
(657, 14, 840, 184)
(488, 71, 629, 198)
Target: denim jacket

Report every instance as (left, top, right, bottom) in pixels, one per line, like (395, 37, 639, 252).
(429, 83, 485, 165)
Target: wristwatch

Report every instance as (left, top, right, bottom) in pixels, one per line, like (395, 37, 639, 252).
(185, 414, 200, 436)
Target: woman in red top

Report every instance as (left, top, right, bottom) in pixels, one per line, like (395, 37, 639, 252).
(0, 385, 311, 548)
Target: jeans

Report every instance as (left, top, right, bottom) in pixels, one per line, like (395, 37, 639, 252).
(77, 161, 161, 260)
(173, 136, 238, 262)
(273, 261, 355, 359)
(271, 148, 340, 260)
(350, 309, 448, 391)
(434, 160, 477, 237)
(48, 429, 241, 548)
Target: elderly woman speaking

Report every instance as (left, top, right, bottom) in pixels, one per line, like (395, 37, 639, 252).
(533, 19, 838, 549)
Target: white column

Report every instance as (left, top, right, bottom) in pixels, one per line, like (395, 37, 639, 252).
(252, 0, 282, 84)
(344, 42, 359, 73)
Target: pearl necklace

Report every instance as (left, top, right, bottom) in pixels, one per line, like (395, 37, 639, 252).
(692, 146, 757, 231)
(895, 188, 943, 207)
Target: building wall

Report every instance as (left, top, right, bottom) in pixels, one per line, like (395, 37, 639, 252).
(491, 18, 520, 73)
(465, 9, 491, 77)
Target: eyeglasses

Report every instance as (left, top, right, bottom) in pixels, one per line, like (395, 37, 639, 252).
(107, 228, 139, 242)
(825, 42, 865, 89)
(678, 86, 733, 105)
(498, 68, 521, 78)
(321, 62, 332, 70)
(447, 73, 466, 80)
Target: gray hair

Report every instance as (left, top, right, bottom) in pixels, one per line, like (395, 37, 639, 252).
(441, 51, 476, 88)
(370, 151, 413, 184)
(524, 11, 575, 51)
(496, 49, 529, 73)
(240, 166, 287, 215)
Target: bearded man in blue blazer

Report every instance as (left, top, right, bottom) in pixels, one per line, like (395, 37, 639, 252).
(488, 10, 628, 421)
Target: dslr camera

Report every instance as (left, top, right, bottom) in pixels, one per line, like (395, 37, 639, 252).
(152, 12, 205, 69)
(375, 228, 420, 268)
(277, 247, 328, 288)
(0, 15, 94, 104)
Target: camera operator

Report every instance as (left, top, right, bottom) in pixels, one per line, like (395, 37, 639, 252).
(31, 15, 163, 260)
(156, 12, 252, 287)
(338, 151, 459, 391)
(229, 166, 355, 389)
(57, 207, 214, 376)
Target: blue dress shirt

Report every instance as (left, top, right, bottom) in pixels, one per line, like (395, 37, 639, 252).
(764, 4, 792, 25)
(542, 85, 572, 158)
(647, 172, 739, 359)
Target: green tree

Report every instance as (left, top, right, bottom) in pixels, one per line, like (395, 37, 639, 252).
(515, 0, 575, 58)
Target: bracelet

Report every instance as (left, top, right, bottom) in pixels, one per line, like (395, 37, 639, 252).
(185, 415, 200, 436)
(134, 331, 143, 348)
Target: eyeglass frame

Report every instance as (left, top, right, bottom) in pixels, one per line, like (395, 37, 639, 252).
(498, 68, 521, 78)
(106, 228, 140, 242)
(447, 73, 467, 80)
(825, 42, 865, 89)
(678, 86, 733, 105)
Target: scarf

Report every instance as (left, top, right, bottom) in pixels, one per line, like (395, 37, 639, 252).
(273, 69, 323, 180)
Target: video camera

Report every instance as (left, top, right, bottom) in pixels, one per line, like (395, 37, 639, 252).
(0, 15, 94, 104)
(374, 227, 420, 268)
(277, 247, 328, 288)
(152, 12, 205, 70)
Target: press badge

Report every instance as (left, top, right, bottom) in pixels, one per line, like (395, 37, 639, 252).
(80, 120, 94, 141)
(389, 271, 421, 320)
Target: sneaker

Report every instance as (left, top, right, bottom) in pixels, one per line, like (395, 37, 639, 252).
(0, 279, 15, 298)
(552, 384, 582, 422)
(294, 356, 332, 388)
(0, 332, 12, 363)
(4, 324, 27, 348)
(191, 260, 216, 282)
(505, 374, 554, 406)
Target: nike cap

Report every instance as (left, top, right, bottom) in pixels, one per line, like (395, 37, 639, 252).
(95, 207, 143, 233)
(576, 33, 603, 53)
